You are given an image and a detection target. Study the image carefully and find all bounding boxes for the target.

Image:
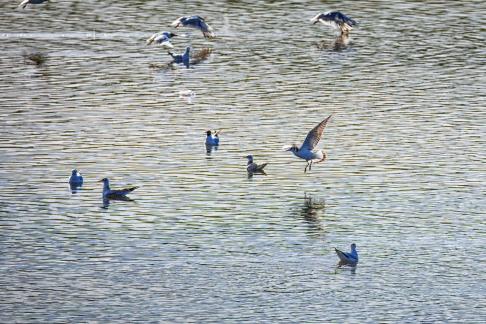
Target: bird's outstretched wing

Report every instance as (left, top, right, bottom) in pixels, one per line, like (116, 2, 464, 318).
(301, 114, 333, 151)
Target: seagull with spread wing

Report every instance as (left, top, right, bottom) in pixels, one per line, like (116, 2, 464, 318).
(171, 15, 215, 38)
(335, 243, 359, 268)
(311, 11, 357, 36)
(146, 31, 177, 48)
(99, 178, 138, 199)
(285, 114, 333, 173)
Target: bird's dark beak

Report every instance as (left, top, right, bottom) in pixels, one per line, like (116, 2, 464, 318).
(98, 179, 104, 182)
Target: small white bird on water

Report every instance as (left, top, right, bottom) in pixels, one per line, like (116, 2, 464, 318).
(146, 31, 177, 48)
(99, 178, 138, 199)
(171, 15, 215, 38)
(335, 243, 359, 268)
(285, 114, 333, 173)
(245, 155, 268, 174)
(311, 11, 358, 36)
(205, 130, 221, 146)
(69, 169, 83, 186)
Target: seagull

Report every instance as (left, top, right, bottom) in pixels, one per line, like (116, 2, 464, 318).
(146, 31, 177, 48)
(335, 243, 359, 268)
(19, 0, 48, 9)
(99, 178, 138, 199)
(205, 130, 221, 146)
(246, 155, 268, 174)
(168, 47, 190, 68)
(171, 15, 215, 38)
(311, 11, 358, 35)
(68, 169, 83, 186)
(285, 114, 333, 173)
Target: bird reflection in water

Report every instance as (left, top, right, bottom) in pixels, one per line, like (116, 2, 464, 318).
(102, 195, 135, 209)
(206, 143, 219, 155)
(301, 192, 325, 227)
(313, 34, 350, 52)
(69, 183, 82, 194)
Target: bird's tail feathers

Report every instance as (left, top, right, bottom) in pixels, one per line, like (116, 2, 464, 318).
(257, 163, 268, 171)
(125, 186, 139, 192)
(203, 31, 215, 39)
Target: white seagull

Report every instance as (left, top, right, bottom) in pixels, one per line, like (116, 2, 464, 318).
(311, 11, 358, 35)
(171, 15, 215, 38)
(69, 169, 83, 186)
(19, 0, 48, 9)
(335, 243, 359, 268)
(245, 155, 268, 174)
(99, 178, 138, 199)
(285, 114, 333, 173)
(205, 130, 221, 146)
(146, 31, 177, 48)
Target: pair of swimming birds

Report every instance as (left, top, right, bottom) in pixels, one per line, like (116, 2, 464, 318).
(69, 170, 138, 199)
(242, 114, 334, 174)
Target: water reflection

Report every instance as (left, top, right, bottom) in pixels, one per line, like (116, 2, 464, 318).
(313, 35, 350, 51)
(190, 48, 213, 65)
(69, 183, 82, 194)
(205, 143, 218, 155)
(300, 192, 325, 230)
(102, 196, 134, 209)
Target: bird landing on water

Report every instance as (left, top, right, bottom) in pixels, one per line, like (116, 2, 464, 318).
(311, 11, 358, 36)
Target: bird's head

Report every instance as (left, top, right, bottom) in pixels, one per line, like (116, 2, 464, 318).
(351, 243, 357, 250)
(206, 130, 212, 136)
(285, 144, 299, 152)
(98, 178, 109, 183)
(168, 32, 177, 38)
(245, 155, 253, 162)
(71, 169, 78, 175)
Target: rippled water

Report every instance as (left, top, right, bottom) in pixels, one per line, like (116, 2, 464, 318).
(1, 0, 485, 322)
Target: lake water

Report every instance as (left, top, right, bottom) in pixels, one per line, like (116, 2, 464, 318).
(0, 0, 485, 322)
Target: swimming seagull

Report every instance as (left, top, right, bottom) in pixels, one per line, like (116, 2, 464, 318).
(335, 243, 359, 268)
(285, 114, 333, 173)
(19, 0, 48, 9)
(246, 155, 268, 174)
(311, 11, 358, 35)
(168, 47, 190, 68)
(69, 169, 83, 186)
(171, 16, 215, 38)
(146, 31, 177, 48)
(205, 130, 221, 146)
(99, 178, 138, 199)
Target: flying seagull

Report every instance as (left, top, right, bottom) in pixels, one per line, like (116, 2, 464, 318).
(285, 114, 333, 173)
(69, 169, 83, 186)
(99, 178, 138, 199)
(335, 243, 359, 268)
(171, 15, 215, 38)
(311, 11, 357, 35)
(168, 46, 190, 68)
(146, 31, 177, 48)
(19, 0, 48, 9)
(245, 155, 268, 174)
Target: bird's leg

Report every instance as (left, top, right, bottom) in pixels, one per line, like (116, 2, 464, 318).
(309, 161, 313, 171)
(304, 162, 308, 173)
